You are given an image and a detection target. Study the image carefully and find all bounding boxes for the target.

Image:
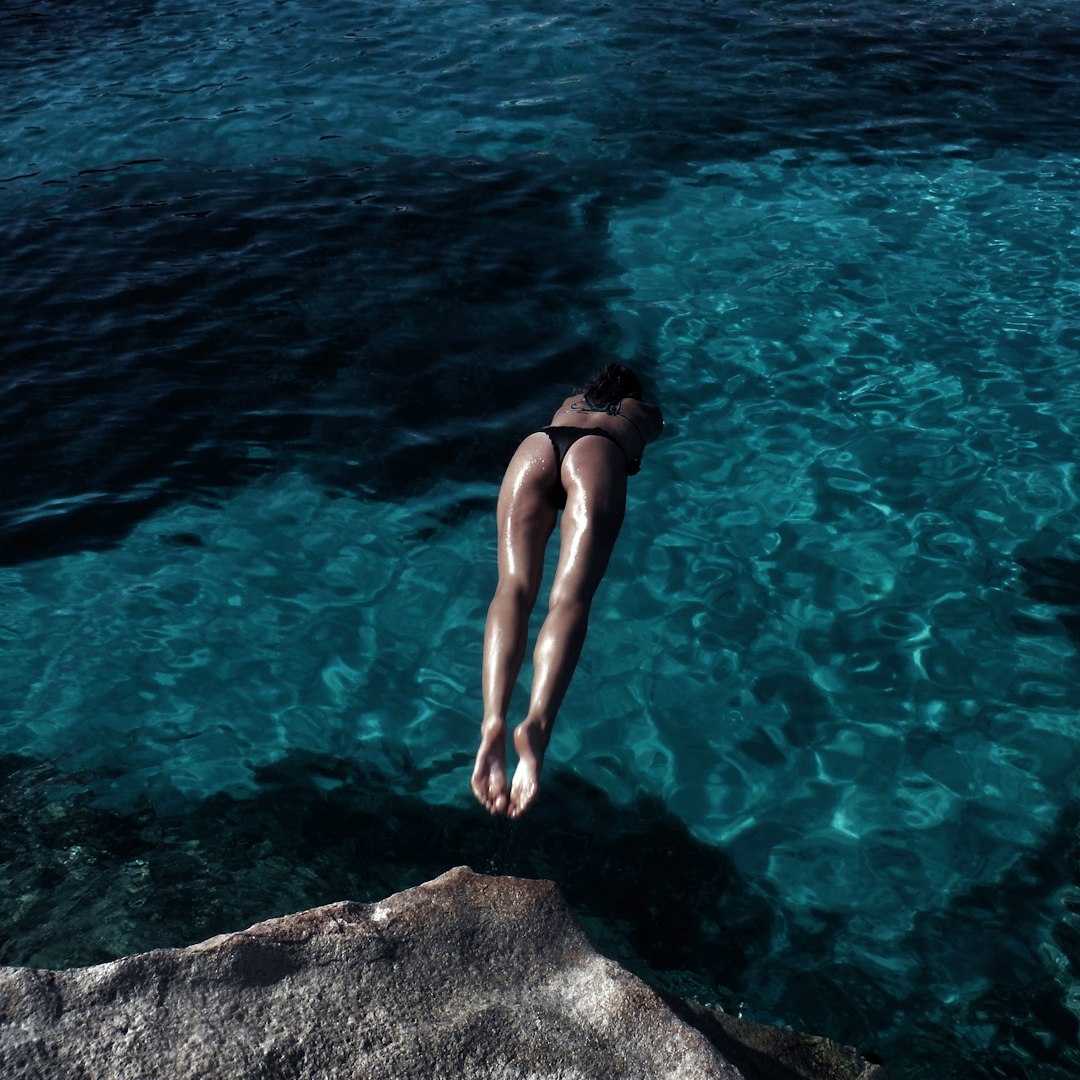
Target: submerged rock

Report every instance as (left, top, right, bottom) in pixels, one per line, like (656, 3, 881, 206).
(0, 866, 884, 1079)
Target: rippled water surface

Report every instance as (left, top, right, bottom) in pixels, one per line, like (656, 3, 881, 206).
(3, 2, 1080, 1077)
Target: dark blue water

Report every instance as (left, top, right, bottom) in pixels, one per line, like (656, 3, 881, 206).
(3, 2, 1080, 1077)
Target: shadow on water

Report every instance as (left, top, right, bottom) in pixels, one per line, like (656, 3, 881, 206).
(0, 750, 769, 1013)
(6, 3, 1080, 568)
(904, 799, 1080, 1080)
(0, 155, 642, 567)
(2, 749, 1079, 1079)
(1016, 551, 1080, 647)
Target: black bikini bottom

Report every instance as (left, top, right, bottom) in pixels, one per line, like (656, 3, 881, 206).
(541, 425, 624, 472)
(539, 425, 632, 509)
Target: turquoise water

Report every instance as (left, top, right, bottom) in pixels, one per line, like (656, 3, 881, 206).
(3, 1, 1080, 1076)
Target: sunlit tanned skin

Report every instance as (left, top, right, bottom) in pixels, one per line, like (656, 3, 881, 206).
(471, 366, 663, 818)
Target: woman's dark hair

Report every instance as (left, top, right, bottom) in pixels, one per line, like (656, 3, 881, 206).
(579, 364, 645, 408)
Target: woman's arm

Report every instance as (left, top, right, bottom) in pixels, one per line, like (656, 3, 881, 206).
(625, 399, 664, 444)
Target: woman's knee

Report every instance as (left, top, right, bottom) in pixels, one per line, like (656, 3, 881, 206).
(547, 582, 594, 618)
(494, 576, 540, 613)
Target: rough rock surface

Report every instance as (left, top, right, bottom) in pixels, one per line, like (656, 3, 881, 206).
(0, 866, 885, 1079)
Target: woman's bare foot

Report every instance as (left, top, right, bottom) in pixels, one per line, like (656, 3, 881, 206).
(472, 720, 509, 815)
(508, 718, 549, 819)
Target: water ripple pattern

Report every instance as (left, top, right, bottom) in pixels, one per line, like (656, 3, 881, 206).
(3, 2, 1080, 1078)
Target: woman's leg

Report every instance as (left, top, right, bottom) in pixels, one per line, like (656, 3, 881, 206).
(508, 442, 627, 817)
(472, 435, 558, 814)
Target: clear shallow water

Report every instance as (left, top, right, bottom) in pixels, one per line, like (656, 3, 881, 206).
(3, 1, 1080, 1076)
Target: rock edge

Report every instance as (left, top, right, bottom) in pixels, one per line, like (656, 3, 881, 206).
(0, 866, 886, 1080)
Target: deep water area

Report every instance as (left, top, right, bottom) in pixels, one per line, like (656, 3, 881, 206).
(3, 2, 1080, 1077)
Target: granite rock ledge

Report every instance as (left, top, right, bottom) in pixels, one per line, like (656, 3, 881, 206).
(0, 866, 886, 1079)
